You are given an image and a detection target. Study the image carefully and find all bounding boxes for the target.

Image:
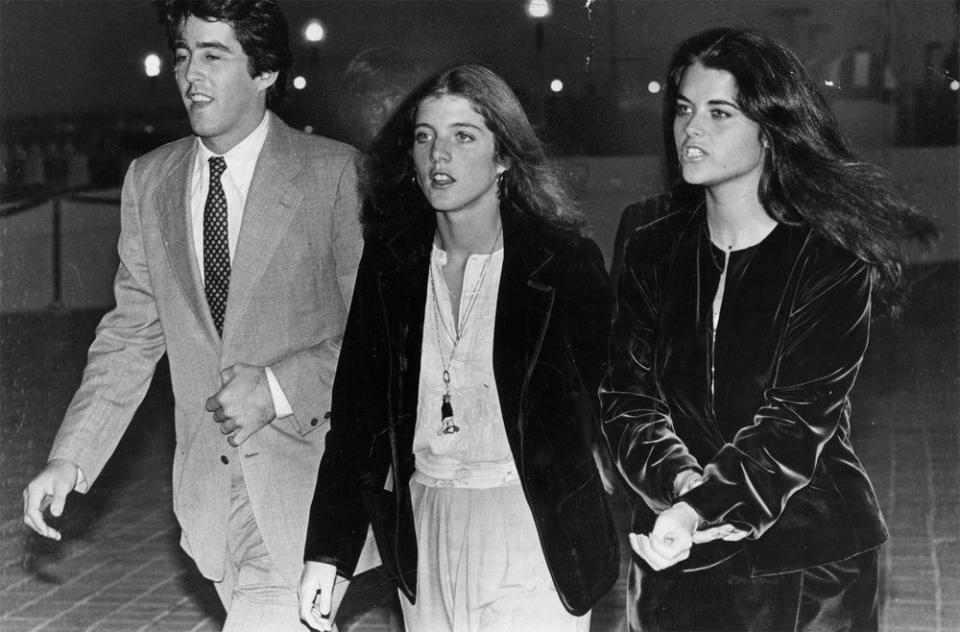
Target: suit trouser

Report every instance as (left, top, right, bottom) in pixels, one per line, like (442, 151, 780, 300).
(214, 459, 349, 632)
(629, 547, 880, 632)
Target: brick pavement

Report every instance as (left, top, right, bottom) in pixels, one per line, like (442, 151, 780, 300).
(1, 263, 957, 631)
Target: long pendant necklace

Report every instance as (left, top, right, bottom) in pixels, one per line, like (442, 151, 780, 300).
(428, 227, 502, 436)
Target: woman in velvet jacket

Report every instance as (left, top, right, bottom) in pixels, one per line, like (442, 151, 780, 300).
(601, 29, 937, 632)
(299, 64, 618, 632)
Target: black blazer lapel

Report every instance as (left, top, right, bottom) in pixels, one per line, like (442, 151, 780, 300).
(494, 209, 556, 441)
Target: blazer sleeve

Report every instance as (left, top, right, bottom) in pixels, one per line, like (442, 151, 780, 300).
(303, 239, 384, 575)
(599, 227, 702, 512)
(680, 250, 872, 537)
(49, 159, 167, 486)
(269, 151, 364, 428)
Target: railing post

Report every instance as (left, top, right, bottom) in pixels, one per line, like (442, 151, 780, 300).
(51, 193, 62, 310)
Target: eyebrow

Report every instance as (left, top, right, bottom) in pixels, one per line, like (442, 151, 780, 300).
(414, 121, 483, 130)
(676, 93, 741, 110)
(174, 39, 234, 54)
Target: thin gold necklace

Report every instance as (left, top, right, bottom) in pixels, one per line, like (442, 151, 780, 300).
(428, 227, 503, 435)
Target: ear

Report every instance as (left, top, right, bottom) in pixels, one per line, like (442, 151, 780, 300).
(255, 70, 279, 94)
(496, 156, 511, 175)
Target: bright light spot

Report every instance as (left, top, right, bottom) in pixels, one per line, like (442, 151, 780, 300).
(647, 81, 661, 94)
(526, 0, 551, 18)
(304, 125, 315, 134)
(951, 80, 960, 92)
(824, 80, 835, 87)
(293, 76, 307, 90)
(144, 53, 162, 78)
(144, 124, 155, 134)
(304, 20, 325, 42)
(550, 79, 564, 93)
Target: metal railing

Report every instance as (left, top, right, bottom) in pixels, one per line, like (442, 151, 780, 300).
(1, 185, 120, 310)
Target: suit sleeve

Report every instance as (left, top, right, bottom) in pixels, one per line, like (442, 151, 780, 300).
(269, 152, 364, 429)
(49, 159, 167, 486)
(599, 230, 702, 512)
(681, 253, 872, 537)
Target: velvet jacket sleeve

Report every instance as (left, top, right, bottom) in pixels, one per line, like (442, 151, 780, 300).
(600, 220, 702, 513)
(303, 238, 386, 574)
(681, 245, 872, 537)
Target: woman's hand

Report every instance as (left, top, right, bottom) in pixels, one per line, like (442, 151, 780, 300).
(629, 501, 700, 570)
(299, 561, 338, 632)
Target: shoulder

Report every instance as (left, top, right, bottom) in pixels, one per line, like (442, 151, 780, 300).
(793, 225, 869, 280)
(624, 209, 698, 266)
(130, 135, 193, 174)
(273, 119, 358, 167)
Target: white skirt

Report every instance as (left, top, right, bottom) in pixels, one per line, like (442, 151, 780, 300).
(400, 476, 592, 632)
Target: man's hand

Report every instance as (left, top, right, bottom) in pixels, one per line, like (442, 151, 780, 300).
(23, 458, 79, 540)
(629, 501, 701, 571)
(205, 363, 276, 447)
(299, 561, 338, 632)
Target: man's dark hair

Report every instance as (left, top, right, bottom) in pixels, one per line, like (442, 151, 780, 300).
(155, 0, 292, 106)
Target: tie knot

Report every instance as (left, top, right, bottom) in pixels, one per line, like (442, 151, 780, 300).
(209, 156, 227, 180)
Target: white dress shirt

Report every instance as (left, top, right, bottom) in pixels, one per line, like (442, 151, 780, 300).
(189, 113, 291, 418)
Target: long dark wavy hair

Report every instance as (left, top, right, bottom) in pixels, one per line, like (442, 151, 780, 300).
(663, 28, 938, 314)
(360, 64, 584, 239)
(155, 0, 292, 107)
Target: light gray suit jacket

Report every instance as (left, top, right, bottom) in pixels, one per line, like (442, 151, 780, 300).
(49, 113, 364, 587)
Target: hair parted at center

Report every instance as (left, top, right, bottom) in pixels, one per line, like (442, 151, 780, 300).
(360, 63, 584, 238)
(663, 27, 938, 316)
(154, 0, 292, 106)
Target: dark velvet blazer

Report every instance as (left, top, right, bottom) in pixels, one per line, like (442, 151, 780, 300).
(304, 203, 620, 616)
(601, 207, 888, 576)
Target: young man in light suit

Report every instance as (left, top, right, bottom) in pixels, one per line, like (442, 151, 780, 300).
(22, 1, 367, 629)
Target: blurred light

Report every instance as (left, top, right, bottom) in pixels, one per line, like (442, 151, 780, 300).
(647, 81, 661, 94)
(293, 76, 307, 90)
(550, 79, 563, 93)
(304, 125, 315, 134)
(144, 124, 156, 134)
(304, 19, 325, 42)
(526, 0, 551, 18)
(144, 53, 162, 78)
(951, 80, 960, 92)
(824, 80, 835, 87)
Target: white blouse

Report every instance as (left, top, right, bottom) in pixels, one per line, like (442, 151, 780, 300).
(412, 243, 519, 488)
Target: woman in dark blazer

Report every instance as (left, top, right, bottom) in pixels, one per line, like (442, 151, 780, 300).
(601, 29, 937, 631)
(299, 64, 618, 632)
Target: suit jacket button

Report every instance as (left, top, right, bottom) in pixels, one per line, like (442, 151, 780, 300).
(221, 455, 229, 465)
(310, 418, 319, 426)
(324, 411, 332, 420)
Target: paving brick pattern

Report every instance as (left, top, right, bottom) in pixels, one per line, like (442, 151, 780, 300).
(1, 264, 957, 631)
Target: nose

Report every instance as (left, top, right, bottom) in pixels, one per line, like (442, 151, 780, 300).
(184, 57, 202, 84)
(430, 139, 450, 163)
(683, 113, 704, 138)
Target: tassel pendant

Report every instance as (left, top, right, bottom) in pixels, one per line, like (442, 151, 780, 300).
(439, 393, 459, 435)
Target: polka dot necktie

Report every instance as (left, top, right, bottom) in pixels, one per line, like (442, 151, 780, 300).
(203, 156, 229, 337)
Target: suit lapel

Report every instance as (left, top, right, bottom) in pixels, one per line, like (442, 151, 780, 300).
(221, 115, 304, 347)
(154, 140, 221, 347)
(494, 209, 556, 437)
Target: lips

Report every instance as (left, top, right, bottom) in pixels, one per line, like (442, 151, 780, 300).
(187, 92, 213, 104)
(430, 171, 455, 186)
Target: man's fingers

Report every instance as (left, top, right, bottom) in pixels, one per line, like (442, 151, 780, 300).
(205, 395, 221, 412)
(23, 489, 61, 541)
(49, 487, 67, 517)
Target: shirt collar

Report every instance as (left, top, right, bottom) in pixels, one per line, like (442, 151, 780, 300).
(195, 111, 270, 195)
